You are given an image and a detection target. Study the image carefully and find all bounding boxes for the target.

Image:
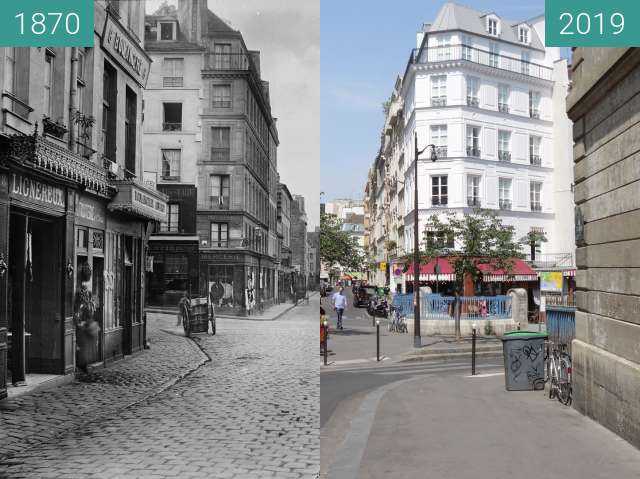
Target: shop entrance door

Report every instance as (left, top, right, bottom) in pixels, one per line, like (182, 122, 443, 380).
(9, 211, 63, 381)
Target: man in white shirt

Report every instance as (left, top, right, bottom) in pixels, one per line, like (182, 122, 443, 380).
(332, 287, 347, 329)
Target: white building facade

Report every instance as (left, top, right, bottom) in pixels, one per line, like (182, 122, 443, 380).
(395, 5, 574, 287)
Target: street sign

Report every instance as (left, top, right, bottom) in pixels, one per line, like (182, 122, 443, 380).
(379, 261, 387, 271)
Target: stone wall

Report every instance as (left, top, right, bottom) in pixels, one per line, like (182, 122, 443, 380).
(568, 48, 640, 449)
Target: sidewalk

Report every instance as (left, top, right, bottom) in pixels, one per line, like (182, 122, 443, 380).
(0, 312, 208, 461)
(351, 372, 640, 479)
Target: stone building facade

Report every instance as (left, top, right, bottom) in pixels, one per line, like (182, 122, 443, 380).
(568, 47, 640, 449)
(143, 0, 281, 314)
(290, 195, 308, 292)
(0, 0, 168, 399)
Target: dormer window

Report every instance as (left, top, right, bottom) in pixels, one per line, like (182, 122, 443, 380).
(158, 21, 176, 41)
(519, 26, 530, 44)
(487, 17, 499, 36)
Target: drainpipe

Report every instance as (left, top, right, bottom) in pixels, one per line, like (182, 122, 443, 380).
(68, 47, 78, 151)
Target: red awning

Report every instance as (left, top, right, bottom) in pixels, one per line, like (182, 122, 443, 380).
(477, 259, 538, 282)
(405, 258, 456, 281)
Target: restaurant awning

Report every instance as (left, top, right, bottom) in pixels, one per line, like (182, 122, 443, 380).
(478, 259, 538, 282)
(405, 259, 456, 281)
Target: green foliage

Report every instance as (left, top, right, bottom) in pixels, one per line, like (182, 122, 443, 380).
(520, 230, 548, 246)
(422, 210, 523, 289)
(484, 320, 495, 336)
(320, 213, 364, 272)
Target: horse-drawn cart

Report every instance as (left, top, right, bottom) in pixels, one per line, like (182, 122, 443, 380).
(179, 297, 215, 337)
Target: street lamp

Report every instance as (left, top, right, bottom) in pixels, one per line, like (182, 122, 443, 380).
(255, 226, 263, 311)
(413, 131, 438, 348)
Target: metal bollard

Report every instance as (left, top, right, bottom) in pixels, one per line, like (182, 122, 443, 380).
(471, 323, 477, 376)
(323, 320, 328, 366)
(376, 319, 380, 362)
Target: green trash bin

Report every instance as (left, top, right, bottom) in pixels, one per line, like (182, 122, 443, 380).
(501, 331, 548, 391)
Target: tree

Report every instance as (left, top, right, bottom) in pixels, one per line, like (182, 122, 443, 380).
(520, 230, 548, 261)
(320, 213, 364, 273)
(422, 210, 523, 291)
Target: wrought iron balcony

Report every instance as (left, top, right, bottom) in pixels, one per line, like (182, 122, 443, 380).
(530, 202, 542, 212)
(431, 197, 448, 207)
(209, 195, 230, 210)
(499, 199, 512, 210)
(523, 253, 574, 269)
(529, 108, 540, 119)
(408, 45, 553, 81)
(467, 196, 481, 207)
(498, 151, 511, 162)
(498, 103, 509, 113)
(163, 122, 182, 131)
(530, 155, 542, 166)
(467, 146, 481, 157)
(210, 148, 230, 162)
(431, 96, 447, 107)
(435, 146, 448, 158)
(163, 77, 183, 88)
(466, 96, 479, 108)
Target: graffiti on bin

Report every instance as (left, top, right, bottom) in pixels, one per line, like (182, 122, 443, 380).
(509, 344, 544, 388)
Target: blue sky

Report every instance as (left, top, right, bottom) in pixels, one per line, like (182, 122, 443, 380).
(320, 0, 545, 202)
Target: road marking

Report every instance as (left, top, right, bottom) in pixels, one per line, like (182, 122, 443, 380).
(464, 372, 504, 378)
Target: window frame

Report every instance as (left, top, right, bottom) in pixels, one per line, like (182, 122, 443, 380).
(162, 102, 183, 131)
(161, 148, 181, 180)
(431, 175, 448, 206)
(212, 84, 232, 108)
(430, 75, 447, 106)
(210, 222, 229, 248)
(211, 126, 231, 161)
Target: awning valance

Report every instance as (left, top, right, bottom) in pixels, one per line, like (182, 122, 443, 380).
(405, 258, 456, 281)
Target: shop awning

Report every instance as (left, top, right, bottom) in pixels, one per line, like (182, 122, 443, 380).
(478, 259, 538, 282)
(109, 179, 169, 222)
(405, 259, 456, 281)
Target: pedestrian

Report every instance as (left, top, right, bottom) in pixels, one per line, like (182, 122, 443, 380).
(332, 286, 347, 330)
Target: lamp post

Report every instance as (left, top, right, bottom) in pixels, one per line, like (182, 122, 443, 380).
(413, 132, 438, 348)
(255, 227, 263, 311)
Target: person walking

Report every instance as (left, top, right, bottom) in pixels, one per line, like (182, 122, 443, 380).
(332, 287, 347, 330)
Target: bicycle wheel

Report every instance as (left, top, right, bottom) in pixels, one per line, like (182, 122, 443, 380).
(557, 355, 572, 405)
(548, 358, 558, 400)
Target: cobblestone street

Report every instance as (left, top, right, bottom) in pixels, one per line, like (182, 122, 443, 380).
(0, 299, 319, 478)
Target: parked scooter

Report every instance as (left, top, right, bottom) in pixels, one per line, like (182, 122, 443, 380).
(368, 296, 389, 324)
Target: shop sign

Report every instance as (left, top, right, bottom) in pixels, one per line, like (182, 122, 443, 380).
(10, 173, 65, 209)
(102, 15, 150, 87)
(200, 253, 241, 262)
(540, 271, 563, 293)
(109, 181, 168, 222)
(379, 261, 387, 272)
(76, 196, 106, 226)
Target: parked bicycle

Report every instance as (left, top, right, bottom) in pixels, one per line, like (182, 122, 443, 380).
(545, 340, 572, 405)
(388, 305, 408, 333)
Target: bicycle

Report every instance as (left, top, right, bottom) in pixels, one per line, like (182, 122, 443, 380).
(545, 340, 572, 405)
(388, 306, 408, 333)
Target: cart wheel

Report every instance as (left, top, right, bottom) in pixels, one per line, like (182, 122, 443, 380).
(182, 305, 191, 337)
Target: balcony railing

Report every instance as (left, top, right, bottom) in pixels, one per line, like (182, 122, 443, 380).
(210, 148, 230, 162)
(499, 199, 512, 210)
(435, 146, 448, 158)
(467, 196, 481, 207)
(529, 108, 540, 119)
(523, 253, 574, 269)
(498, 103, 509, 113)
(409, 45, 553, 81)
(498, 151, 511, 162)
(466, 96, 479, 108)
(163, 122, 182, 131)
(209, 195, 230, 210)
(431, 96, 447, 107)
(163, 77, 183, 88)
(467, 146, 481, 157)
(205, 52, 254, 71)
(431, 197, 448, 207)
(530, 155, 542, 166)
(530, 202, 542, 212)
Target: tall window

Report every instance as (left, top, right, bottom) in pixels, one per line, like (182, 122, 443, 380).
(430, 125, 448, 157)
(466, 76, 479, 107)
(498, 84, 510, 113)
(211, 127, 231, 161)
(102, 61, 117, 161)
(6, 48, 31, 118)
(521, 51, 531, 75)
(214, 43, 232, 69)
(160, 204, 180, 232)
(529, 90, 541, 118)
(519, 27, 530, 44)
(431, 75, 447, 106)
(161, 149, 181, 179)
(212, 84, 231, 108)
(466, 126, 481, 157)
(498, 131, 511, 162)
(163, 58, 183, 87)
(431, 175, 448, 206)
(461, 35, 473, 61)
(489, 43, 499, 68)
(529, 136, 542, 165)
(43, 53, 53, 117)
(211, 223, 229, 248)
(125, 87, 137, 174)
(530, 181, 542, 211)
(436, 36, 451, 60)
(499, 178, 512, 210)
(163, 103, 182, 131)
(210, 174, 230, 209)
(467, 175, 481, 207)
(488, 18, 498, 36)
